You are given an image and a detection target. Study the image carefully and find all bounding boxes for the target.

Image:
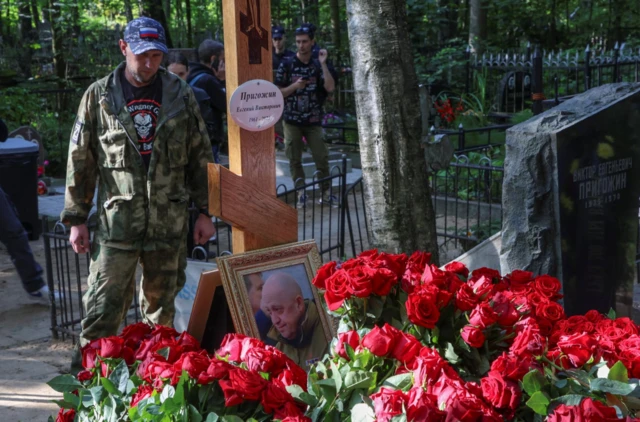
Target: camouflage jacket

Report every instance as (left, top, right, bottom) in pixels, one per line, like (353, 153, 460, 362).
(61, 63, 214, 250)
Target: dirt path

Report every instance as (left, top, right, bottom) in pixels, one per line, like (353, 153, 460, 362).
(0, 239, 72, 421)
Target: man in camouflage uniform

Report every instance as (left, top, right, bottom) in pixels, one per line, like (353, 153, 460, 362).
(61, 17, 215, 369)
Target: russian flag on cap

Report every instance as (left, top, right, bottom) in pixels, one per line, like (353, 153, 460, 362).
(139, 27, 159, 39)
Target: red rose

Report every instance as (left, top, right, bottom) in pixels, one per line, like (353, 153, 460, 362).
(121, 322, 152, 349)
(274, 402, 308, 420)
(144, 360, 178, 384)
(490, 353, 530, 381)
(444, 261, 470, 278)
(81, 340, 101, 369)
(471, 267, 501, 282)
(372, 252, 408, 278)
(275, 363, 308, 390)
(492, 292, 519, 327)
(334, 331, 360, 359)
(391, 331, 422, 365)
(618, 348, 640, 378)
(402, 251, 432, 293)
(535, 300, 566, 323)
(547, 403, 582, 422)
(413, 348, 447, 387)
(370, 387, 407, 422)
(77, 370, 93, 382)
(244, 347, 279, 374)
(173, 351, 210, 378)
(509, 325, 545, 358)
(481, 370, 522, 414)
(312, 261, 337, 290)
(149, 325, 179, 339)
(557, 332, 597, 368)
(455, 284, 478, 311)
(261, 380, 294, 414)
(614, 317, 639, 336)
(547, 348, 572, 369)
(580, 398, 624, 421)
(346, 265, 375, 298)
(461, 325, 485, 348)
(371, 267, 399, 296)
(130, 384, 154, 407)
(55, 408, 76, 422)
(324, 269, 352, 311)
(150, 338, 181, 363)
(216, 334, 263, 362)
(443, 391, 494, 422)
(362, 324, 400, 357)
(596, 319, 628, 343)
(469, 302, 499, 328)
(406, 289, 440, 329)
(506, 270, 534, 288)
(534, 275, 563, 299)
(585, 309, 603, 323)
(206, 359, 234, 380)
(176, 331, 201, 351)
(122, 346, 135, 366)
(406, 387, 445, 422)
(219, 367, 267, 406)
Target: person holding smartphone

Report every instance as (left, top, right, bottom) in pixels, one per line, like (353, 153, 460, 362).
(187, 39, 227, 163)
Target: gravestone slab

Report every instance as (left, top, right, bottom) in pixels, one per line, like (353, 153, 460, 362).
(500, 83, 640, 316)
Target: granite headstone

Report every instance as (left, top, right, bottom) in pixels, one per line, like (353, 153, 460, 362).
(500, 83, 640, 316)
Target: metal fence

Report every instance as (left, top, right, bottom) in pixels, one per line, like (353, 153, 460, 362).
(461, 42, 640, 114)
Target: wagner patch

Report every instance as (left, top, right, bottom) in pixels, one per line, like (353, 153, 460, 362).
(71, 120, 84, 145)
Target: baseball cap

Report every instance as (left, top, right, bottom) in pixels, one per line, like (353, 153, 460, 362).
(124, 17, 169, 55)
(272, 25, 285, 39)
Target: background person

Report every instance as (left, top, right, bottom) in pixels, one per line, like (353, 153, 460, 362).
(187, 40, 227, 163)
(275, 25, 337, 208)
(260, 272, 328, 369)
(61, 17, 214, 373)
(272, 25, 295, 71)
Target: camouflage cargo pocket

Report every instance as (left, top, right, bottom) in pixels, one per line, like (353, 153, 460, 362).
(98, 129, 128, 168)
(100, 194, 146, 242)
(162, 193, 189, 239)
(160, 138, 189, 239)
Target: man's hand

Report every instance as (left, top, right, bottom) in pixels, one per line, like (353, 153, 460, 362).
(318, 49, 328, 64)
(292, 78, 308, 90)
(213, 59, 226, 81)
(193, 213, 216, 245)
(70, 224, 90, 254)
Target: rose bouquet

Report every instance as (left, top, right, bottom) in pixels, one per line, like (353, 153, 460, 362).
(47, 324, 308, 421)
(301, 249, 640, 421)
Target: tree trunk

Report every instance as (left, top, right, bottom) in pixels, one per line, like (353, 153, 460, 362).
(30, 0, 39, 29)
(345, 0, 440, 261)
(123, 0, 134, 22)
(329, 0, 341, 52)
(47, 0, 66, 109)
(468, 0, 487, 55)
(139, 0, 173, 47)
(185, 0, 192, 47)
(18, 0, 33, 77)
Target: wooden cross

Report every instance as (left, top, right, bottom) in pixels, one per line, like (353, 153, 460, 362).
(208, 0, 298, 253)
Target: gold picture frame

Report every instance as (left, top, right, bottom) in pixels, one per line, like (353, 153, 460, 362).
(216, 240, 333, 369)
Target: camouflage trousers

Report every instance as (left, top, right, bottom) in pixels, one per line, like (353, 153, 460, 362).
(79, 241, 187, 347)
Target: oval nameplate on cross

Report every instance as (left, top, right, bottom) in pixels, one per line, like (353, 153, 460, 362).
(228, 79, 284, 131)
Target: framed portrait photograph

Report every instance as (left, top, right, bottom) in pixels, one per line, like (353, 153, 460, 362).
(216, 240, 334, 370)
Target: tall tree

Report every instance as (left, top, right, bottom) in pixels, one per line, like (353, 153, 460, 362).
(345, 0, 440, 260)
(329, 0, 341, 52)
(469, 0, 487, 55)
(17, 0, 32, 77)
(123, 0, 134, 22)
(138, 0, 173, 47)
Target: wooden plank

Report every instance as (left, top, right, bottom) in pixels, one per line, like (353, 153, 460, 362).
(209, 164, 298, 245)
(222, 0, 282, 254)
(187, 269, 222, 342)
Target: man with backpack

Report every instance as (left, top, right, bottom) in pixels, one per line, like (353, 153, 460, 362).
(275, 25, 337, 208)
(187, 40, 226, 163)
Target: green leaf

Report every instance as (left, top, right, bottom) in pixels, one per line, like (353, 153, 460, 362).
(100, 377, 121, 396)
(351, 403, 375, 422)
(52, 399, 76, 409)
(63, 391, 80, 408)
(175, 371, 188, 406)
(382, 373, 413, 392)
(344, 371, 374, 391)
(345, 343, 357, 361)
(526, 391, 550, 415)
(608, 361, 630, 383)
(330, 361, 343, 393)
(552, 394, 584, 406)
(221, 416, 245, 422)
(90, 386, 106, 406)
(607, 308, 616, 319)
(286, 384, 319, 406)
(160, 385, 176, 402)
(391, 415, 408, 422)
(108, 359, 130, 394)
(444, 342, 459, 364)
(189, 404, 203, 422)
(316, 379, 337, 407)
(204, 413, 219, 422)
(590, 378, 636, 395)
(156, 347, 171, 360)
(566, 369, 591, 387)
(47, 374, 82, 393)
(523, 370, 546, 395)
